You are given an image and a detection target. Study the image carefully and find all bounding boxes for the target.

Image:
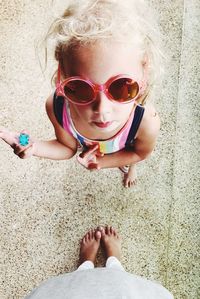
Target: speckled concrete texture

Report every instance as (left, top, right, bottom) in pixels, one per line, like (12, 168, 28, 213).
(165, 0, 200, 298)
(0, 1, 199, 299)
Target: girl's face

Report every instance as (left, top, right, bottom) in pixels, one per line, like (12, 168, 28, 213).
(62, 41, 145, 135)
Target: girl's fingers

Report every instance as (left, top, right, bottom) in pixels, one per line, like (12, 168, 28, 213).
(88, 163, 100, 170)
(77, 154, 99, 170)
(0, 126, 7, 133)
(18, 145, 34, 159)
(13, 145, 25, 155)
(76, 155, 90, 167)
(77, 154, 94, 165)
(0, 129, 34, 160)
(20, 129, 29, 134)
(96, 151, 104, 157)
(13, 143, 32, 156)
(79, 144, 99, 158)
(0, 132, 19, 147)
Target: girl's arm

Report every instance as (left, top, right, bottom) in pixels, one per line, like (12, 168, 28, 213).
(32, 139, 76, 160)
(98, 111, 160, 169)
(0, 127, 76, 160)
(33, 94, 78, 160)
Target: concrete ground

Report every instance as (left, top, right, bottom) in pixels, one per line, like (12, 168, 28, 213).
(0, 0, 199, 298)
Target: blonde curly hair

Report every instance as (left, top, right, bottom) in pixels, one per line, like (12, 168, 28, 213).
(45, 0, 164, 102)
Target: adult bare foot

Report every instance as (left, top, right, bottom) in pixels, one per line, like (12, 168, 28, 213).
(79, 229, 101, 264)
(123, 164, 137, 188)
(99, 226, 121, 260)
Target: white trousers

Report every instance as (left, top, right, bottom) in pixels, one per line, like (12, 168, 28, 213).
(77, 256, 125, 271)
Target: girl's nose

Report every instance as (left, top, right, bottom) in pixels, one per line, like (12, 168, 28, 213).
(92, 91, 112, 115)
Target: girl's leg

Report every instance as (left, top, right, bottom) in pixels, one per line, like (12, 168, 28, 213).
(106, 256, 125, 271)
(124, 163, 137, 188)
(77, 228, 101, 271)
(119, 163, 137, 188)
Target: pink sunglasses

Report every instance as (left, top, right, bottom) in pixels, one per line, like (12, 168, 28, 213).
(56, 64, 147, 105)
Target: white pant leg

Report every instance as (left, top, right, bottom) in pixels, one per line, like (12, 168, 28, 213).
(105, 256, 125, 271)
(76, 260, 94, 271)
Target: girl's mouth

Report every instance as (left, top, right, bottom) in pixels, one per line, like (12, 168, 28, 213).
(93, 121, 113, 128)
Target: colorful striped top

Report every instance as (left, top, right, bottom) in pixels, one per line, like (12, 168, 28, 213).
(53, 94, 145, 154)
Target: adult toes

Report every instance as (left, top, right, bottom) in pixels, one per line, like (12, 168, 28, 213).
(108, 226, 113, 235)
(86, 231, 90, 241)
(82, 235, 87, 244)
(110, 226, 114, 234)
(91, 229, 95, 239)
(98, 226, 105, 237)
(95, 230, 101, 240)
(112, 227, 117, 236)
(89, 229, 93, 240)
(105, 225, 109, 235)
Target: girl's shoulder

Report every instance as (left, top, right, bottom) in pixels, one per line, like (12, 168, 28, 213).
(45, 93, 78, 150)
(135, 102, 160, 141)
(45, 93, 56, 124)
(45, 92, 54, 108)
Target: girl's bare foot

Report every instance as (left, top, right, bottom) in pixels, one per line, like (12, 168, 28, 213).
(123, 164, 137, 188)
(99, 226, 121, 260)
(79, 229, 101, 264)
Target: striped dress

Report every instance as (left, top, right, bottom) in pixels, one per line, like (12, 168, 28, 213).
(53, 93, 145, 154)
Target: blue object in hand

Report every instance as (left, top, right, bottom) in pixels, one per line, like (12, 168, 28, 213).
(19, 133, 30, 146)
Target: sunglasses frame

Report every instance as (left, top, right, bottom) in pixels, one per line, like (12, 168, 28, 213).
(56, 64, 147, 105)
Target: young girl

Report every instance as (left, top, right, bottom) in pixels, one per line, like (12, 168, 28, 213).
(0, 0, 162, 187)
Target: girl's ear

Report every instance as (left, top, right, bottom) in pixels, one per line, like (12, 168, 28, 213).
(59, 62, 65, 80)
(54, 60, 66, 86)
(59, 59, 68, 81)
(60, 54, 71, 80)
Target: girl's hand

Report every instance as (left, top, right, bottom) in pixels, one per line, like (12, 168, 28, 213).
(77, 144, 104, 170)
(0, 127, 35, 159)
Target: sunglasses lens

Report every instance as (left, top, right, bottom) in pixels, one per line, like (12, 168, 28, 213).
(108, 78, 139, 102)
(63, 80, 94, 104)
